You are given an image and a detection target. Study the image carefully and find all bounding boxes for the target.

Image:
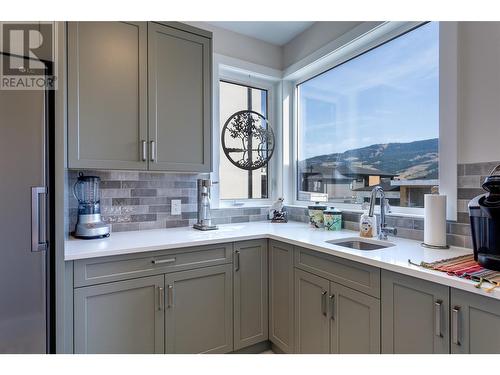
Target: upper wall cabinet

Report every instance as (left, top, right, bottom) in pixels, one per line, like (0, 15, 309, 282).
(148, 22, 212, 172)
(67, 22, 212, 172)
(67, 22, 148, 170)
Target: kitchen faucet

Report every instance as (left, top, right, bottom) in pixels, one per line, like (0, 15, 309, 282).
(368, 185, 397, 240)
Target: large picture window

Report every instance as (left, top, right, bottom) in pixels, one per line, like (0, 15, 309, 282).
(296, 22, 439, 208)
(219, 80, 269, 200)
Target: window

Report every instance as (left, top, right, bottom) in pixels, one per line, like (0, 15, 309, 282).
(296, 22, 439, 208)
(219, 80, 269, 200)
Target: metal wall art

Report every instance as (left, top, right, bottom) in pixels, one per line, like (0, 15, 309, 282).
(221, 110, 275, 171)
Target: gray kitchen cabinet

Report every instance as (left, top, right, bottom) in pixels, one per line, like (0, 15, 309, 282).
(148, 22, 212, 172)
(381, 270, 450, 354)
(329, 282, 380, 354)
(233, 240, 268, 350)
(451, 288, 500, 353)
(74, 275, 164, 354)
(67, 21, 148, 170)
(269, 240, 294, 353)
(165, 264, 233, 353)
(294, 269, 330, 353)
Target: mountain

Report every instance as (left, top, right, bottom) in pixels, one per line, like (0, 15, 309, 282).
(302, 138, 438, 180)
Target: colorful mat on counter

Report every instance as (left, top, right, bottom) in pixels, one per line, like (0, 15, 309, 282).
(408, 254, 500, 293)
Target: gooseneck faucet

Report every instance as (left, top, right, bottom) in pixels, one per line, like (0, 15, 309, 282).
(368, 185, 397, 240)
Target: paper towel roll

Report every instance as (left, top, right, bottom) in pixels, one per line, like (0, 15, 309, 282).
(424, 194, 447, 247)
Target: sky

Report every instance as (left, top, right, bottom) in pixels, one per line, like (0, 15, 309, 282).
(298, 22, 439, 160)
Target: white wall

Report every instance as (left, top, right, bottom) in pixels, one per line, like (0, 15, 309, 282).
(458, 22, 500, 164)
(282, 21, 363, 69)
(186, 21, 282, 71)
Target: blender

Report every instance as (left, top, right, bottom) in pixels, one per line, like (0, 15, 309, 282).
(73, 173, 110, 239)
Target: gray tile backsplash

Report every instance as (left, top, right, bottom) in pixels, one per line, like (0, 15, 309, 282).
(66, 170, 269, 234)
(66, 160, 498, 247)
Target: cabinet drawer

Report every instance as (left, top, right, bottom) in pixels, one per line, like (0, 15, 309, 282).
(294, 247, 380, 298)
(74, 243, 233, 287)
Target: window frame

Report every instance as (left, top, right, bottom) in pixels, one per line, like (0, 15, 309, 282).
(212, 60, 282, 208)
(285, 21, 458, 219)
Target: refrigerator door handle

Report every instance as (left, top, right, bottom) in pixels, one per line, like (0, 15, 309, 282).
(31, 186, 47, 252)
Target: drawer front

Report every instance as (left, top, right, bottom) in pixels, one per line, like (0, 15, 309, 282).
(74, 243, 233, 287)
(294, 247, 380, 298)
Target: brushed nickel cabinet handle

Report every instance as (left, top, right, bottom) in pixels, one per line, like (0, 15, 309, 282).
(150, 140, 156, 162)
(141, 140, 147, 161)
(158, 287, 164, 311)
(152, 258, 176, 265)
(329, 294, 335, 320)
(31, 186, 47, 252)
(235, 250, 240, 272)
(452, 307, 461, 346)
(167, 284, 173, 308)
(321, 291, 328, 317)
(434, 300, 443, 337)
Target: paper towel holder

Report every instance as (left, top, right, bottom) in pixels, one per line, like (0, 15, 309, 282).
(421, 186, 450, 249)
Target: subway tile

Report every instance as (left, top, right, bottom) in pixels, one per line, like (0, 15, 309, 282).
(457, 164, 465, 176)
(112, 198, 140, 206)
(121, 205, 149, 215)
(109, 171, 139, 180)
(457, 199, 470, 213)
(130, 188, 157, 197)
(457, 212, 470, 224)
(249, 214, 268, 222)
(148, 205, 170, 213)
(413, 219, 425, 230)
(231, 216, 250, 223)
(181, 211, 197, 220)
(458, 175, 481, 189)
(243, 208, 262, 216)
(139, 221, 167, 230)
(464, 236, 473, 249)
(174, 181, 197, 188)
(101, 189, 130, 198)
(448, 222, 471, 236)
(211, 217, 231, 225)
(112, 223, 140, 232)
(464, 161, 500, 176)
(103, 215, 132, 223)
(457, 188, 485, 200)
(100, 180, 121, 189)
(130, 214, 157, 222)
(447, 234, 465, 248)
(139, 197, 170, 205)
(165, 219, 189, 228)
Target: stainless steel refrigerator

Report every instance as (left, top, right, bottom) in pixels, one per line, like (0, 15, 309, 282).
(0, 52, 53, 353)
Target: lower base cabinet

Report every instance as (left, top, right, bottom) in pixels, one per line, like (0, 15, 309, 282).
(74, 275, 165, 354)
(451, 288, 500, 353)
(233, 240, 268, 351)
(381, 270, 450, 354)
(165, 264, 233, 353)
(294, 269, 380, 354)
(269, 240, 295, 353)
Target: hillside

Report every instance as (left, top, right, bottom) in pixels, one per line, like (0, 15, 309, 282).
(303, 138, 438, 180)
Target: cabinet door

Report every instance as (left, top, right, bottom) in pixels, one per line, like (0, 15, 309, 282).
(381, 270, 449, 354)
(165, 265, 232, 353)
(68, 22, 148, 170)
(451, 288, 500, 353)
(74, 275, 164, 354)
(233, 240, 268, 350)
(294, 269, 330, 353)
(269, 240, 294, 353)
(148, 22, 212, 172)
(329, 282, 380, 354)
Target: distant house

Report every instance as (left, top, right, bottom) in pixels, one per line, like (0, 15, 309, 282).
(300, 162, 398, 203)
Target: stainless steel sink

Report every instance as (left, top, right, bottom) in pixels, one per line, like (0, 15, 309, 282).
(326, 237, 395, 250)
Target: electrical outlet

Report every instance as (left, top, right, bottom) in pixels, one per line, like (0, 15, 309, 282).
(171, 199, 182, 216)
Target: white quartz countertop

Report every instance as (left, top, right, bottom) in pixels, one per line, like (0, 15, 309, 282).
(65, 221, 500, 300)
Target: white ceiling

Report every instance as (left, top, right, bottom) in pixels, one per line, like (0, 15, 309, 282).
(206, 21, 315, 46)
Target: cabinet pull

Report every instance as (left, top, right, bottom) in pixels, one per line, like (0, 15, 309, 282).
(158, 287, 164, 311)
(141, 140, 147, 161)
(150, 140, 156, 162)
(152, 258, 176, 265)
(321, 291, 327, 317)
(329, 294, 335, 320)
(452, 307, 461, 346)
(167, 284, 173, 308)
(434, 300, 443, 337)
(234, 250, 240, 272)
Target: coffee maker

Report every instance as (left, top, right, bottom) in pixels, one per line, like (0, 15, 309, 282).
(73, 173, 110, 239)
(468, 164, 500, 271)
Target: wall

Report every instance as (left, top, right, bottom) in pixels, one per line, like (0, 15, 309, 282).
(282, 21, 363, 69)
(458, 22, 500, 164)
(66, 170, 269, 235)
(186, 22, 283, 71)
